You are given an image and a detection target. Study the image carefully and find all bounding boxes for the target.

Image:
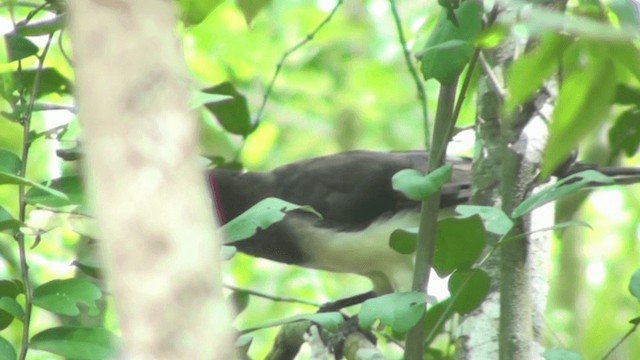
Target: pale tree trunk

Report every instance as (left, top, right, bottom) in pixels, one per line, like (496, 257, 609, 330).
(68, 1, 233, 359)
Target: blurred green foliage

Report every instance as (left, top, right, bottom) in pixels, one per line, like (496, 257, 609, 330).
(1, 0, 640, 359)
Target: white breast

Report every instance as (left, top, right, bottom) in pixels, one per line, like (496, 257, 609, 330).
(292, 211, 420, 293)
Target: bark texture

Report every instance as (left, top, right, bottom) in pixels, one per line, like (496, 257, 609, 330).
(68, 1, 232, 358)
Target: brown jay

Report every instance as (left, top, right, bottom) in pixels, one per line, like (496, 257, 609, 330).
(208, 150, 640, 295)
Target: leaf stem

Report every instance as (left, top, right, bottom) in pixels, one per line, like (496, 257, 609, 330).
(15, 32, 55, 360)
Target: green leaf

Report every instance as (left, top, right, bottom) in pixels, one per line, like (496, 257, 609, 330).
(608, 109, 640, 158)
(220, 245, 237, 260)
(512, 170, 613, 218)
(190, 90, 232, 110)
(25, 175, 83, 207)
(424, 299, 454, 344)
(0, 171, 68, 201)
(220, 197, 320, 244)
(0, 149, 21, 174)
(418, 1, 482, 85)
(70, 260, 102, 280)
(4, 34, 38, 62)
(9, 68, 73, 99)
(0, 206, 22, 234)
(32, 278, 102, 317)
(0, 297, 24, 326)
(228, 289, 250, 315)
(0, 335, 16, 360)
(236, 0, 271, 25)
(614, 85, 640, 105)
(241, 312, 344, 333)
(506, 34, 572, 112)
(543, 348, 582, 360)
(29, 326, 119, 360)
(389, 228, 417, 254)
(433, 215, 486, 278)
(610, 0, 640, 28)
(392, 164, 452, 201)
(178, 0, 225, 26)
(15, 15, 66, 37)
(542, 59, 617, 177)
(203, 82, 253, 136)
(454, 205, 513, 235)
(448, 269, 490, 314)
(0, 280, 21, 330)
(358, 292, 427, 333)
(629, 268, 640, 301)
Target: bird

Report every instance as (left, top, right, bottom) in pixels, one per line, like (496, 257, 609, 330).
(208, 150, 640, 296)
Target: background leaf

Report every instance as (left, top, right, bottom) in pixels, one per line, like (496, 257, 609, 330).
(29, 326, 118, 360)
(32, 278, 103, 317)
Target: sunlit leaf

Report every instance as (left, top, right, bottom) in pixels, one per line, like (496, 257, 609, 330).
(358, 292, 427, 333)
(29, 326, 119, 360)
(433, 215, 485, 277)
(542, 59, 617, 177)
(392, 164, 452, 201)
(220, 197, 320, 244)
(506, 34, 572, 112)
(512, 170, 613, 218)
(32, 278, 103, 317)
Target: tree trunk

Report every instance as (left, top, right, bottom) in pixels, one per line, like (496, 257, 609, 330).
(68, 1, 233, 358)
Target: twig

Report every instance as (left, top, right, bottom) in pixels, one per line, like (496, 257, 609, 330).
(601, 320, 639, 359)
(15, 31, 55, 360)
(224, 283, 320, 307)
(478, 50, 506, 101)
(388, 0, 430, 150)
(253, 0, 343, 126)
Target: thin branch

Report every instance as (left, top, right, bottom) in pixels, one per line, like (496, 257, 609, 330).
(451, 48, 480, 128)
(478, 50, 506, 101)
(388, 0, 430, 150)
(253, 0, 343, 126)
(601, 321, 639, 360)
(15, 32, 55, 360)
(224, 284, 320, 307)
